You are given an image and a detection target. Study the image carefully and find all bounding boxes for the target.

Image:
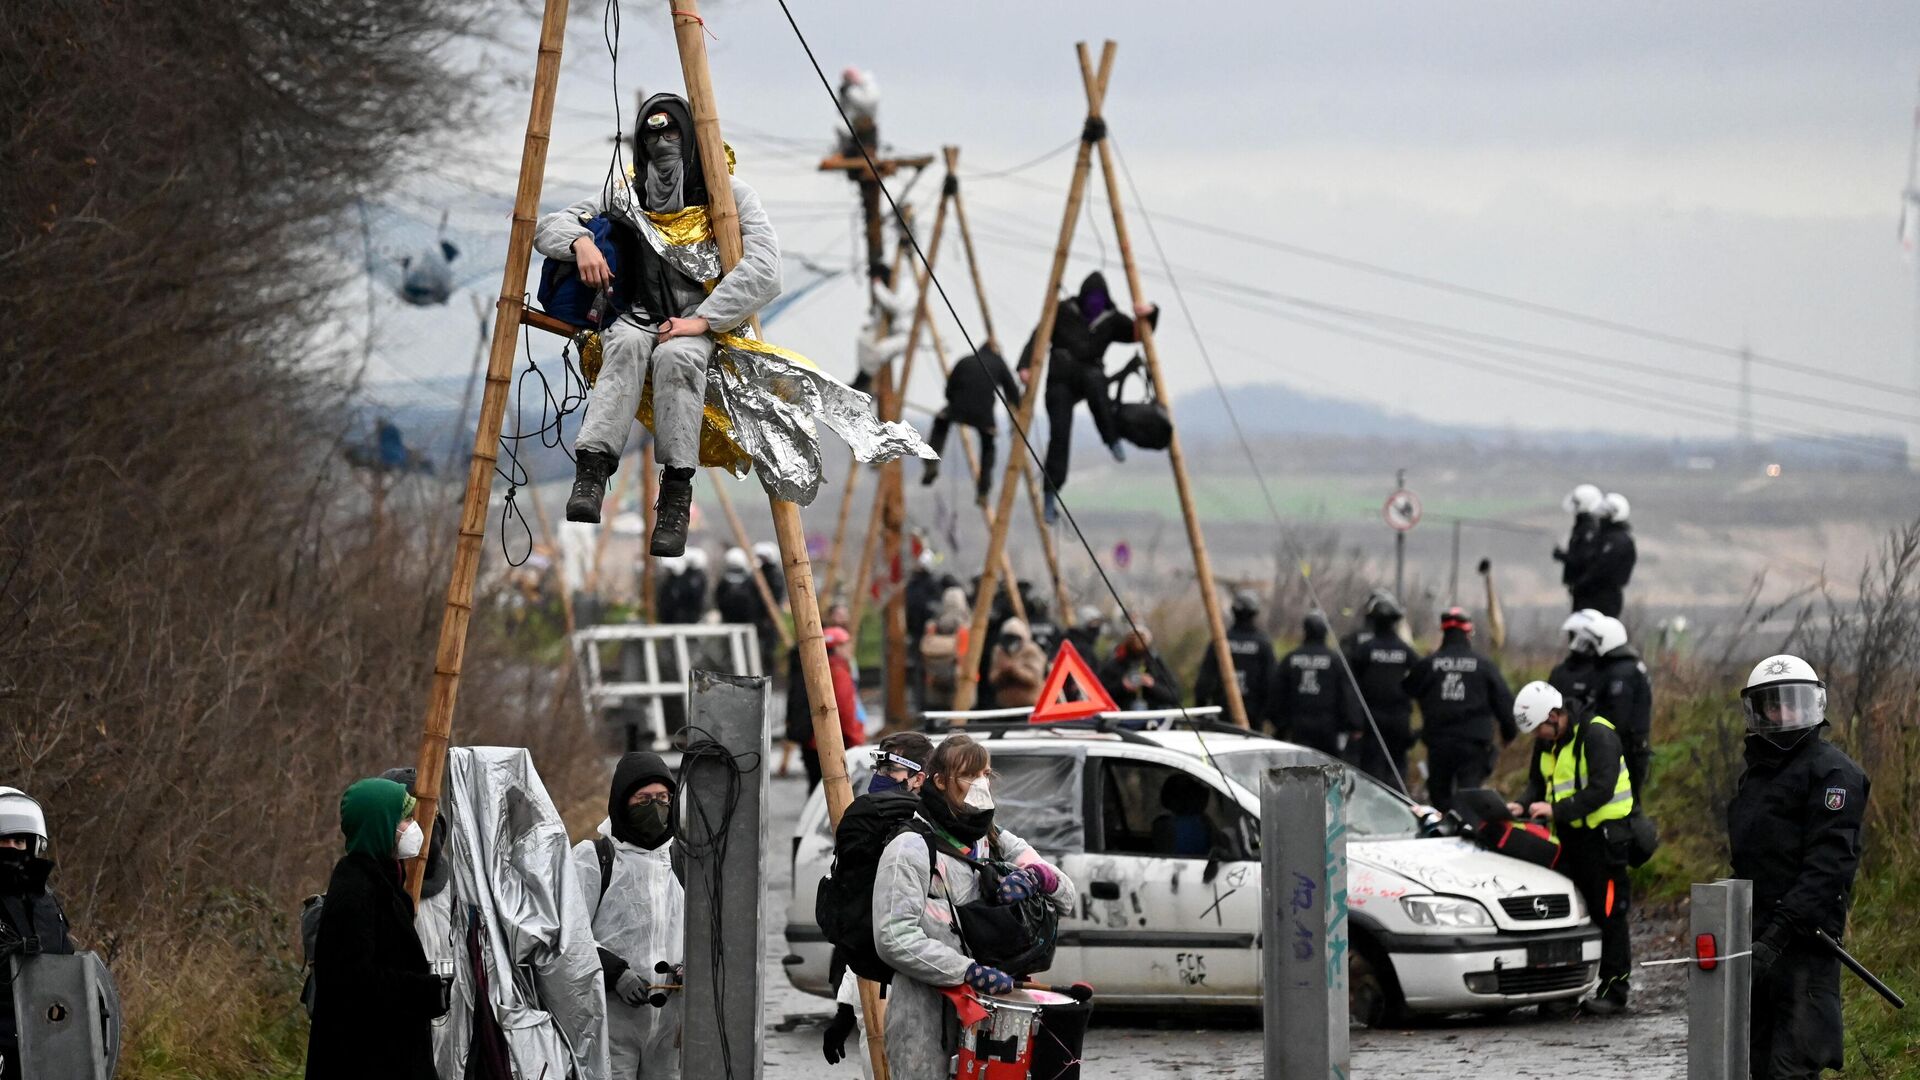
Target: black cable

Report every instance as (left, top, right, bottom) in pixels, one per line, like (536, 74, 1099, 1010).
(958, 138, 1079, 181)
(771, 1, 1237, 784)
(677, 725, 762, 1080)
(492, 317, 589, 566)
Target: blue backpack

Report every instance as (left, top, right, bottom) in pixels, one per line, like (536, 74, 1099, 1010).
(537, 215, 631, 329)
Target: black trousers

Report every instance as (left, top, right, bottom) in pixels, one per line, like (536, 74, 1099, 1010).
(1751, 941, 1843, 1079)
(1559, 827, 1632, 995)
(926, 409, 995, 499)
(1423, 736, 1493, 813)
(1043, 358, 1117, 491)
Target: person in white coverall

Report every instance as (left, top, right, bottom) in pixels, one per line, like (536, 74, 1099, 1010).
(871, 735, 1077, 1080)
(573, 752, 686, 1080)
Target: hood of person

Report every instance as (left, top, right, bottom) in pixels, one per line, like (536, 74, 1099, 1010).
(606, 751, 675, 847)
(1076, 270, 1113, 322)
(998, 617, 1033, 649)
(340, 777, 413, 859)
(937, 586, 970, 620)
(634, 92, 707, 209)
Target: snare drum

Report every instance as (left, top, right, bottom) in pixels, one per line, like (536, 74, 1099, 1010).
(953, 989, 1075, 1080)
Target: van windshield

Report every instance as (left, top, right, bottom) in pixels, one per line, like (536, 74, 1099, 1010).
(1213, 750, 1420, 839)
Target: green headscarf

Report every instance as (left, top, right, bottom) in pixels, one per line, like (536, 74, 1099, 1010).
(339, 777, 416, 859)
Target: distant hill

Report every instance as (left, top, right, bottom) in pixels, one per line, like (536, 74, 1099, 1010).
(1170, 382, 1465, 443)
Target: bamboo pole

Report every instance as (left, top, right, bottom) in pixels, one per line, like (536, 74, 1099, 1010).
(666, 5, 884, 1072)
(944, 148, 1074, 624)
(1085, 49, 1247, 727)
(953, 41, 1113, 712)
(405, 0, 571, 901)
(707, 468, 794, 648)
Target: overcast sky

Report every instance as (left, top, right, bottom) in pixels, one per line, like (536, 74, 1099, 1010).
(363, 1, 1920, 451)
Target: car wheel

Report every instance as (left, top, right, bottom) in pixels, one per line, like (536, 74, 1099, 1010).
(1349, 938, 1408, 1029)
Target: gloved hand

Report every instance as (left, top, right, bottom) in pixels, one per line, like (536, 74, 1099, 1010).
(1551, 546, 1568, 563)
(965, 962, 1014, 996)
(996, 867, 1038, 903)
(615, 967, 650, 1008)
(1751, 937, 1780, 981)
(822, 1003, 858, 1065)
(435, 974, 455, 1017)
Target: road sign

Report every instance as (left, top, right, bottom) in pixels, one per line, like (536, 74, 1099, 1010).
(1383, 489, 1422, 532)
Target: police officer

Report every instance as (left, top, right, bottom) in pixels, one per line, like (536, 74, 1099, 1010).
(1547, 608, 1603, 707)
(1553, 484, 1604, 612)
(1570, 493, 1636, 617)
(1404, 607, 1516, 813)
(1510, 682, 1635, 1015)
(1727, 655, 1869, 1080)
(1587, 615, 1653, 796)
(1, 788, 76, 1080)
(1341, 590, 1420, 793)
(1195, 591, 1279, 731)
(1273, 611, 1355, 755)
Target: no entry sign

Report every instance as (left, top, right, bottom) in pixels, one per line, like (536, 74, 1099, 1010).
(1383, 489, 1422, 532)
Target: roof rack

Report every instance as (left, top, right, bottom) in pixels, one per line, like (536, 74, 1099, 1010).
(920, 712, 1164, 748)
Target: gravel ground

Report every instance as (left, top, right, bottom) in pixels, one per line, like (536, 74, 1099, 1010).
(754, 769, 1692, 1079)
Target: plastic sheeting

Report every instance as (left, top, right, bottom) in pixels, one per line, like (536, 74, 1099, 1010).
(991, 751, 1086, 858)
(423, 747, 611, 1080)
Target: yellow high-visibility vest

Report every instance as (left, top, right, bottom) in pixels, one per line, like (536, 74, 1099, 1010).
(1538, 715, 1635, 832)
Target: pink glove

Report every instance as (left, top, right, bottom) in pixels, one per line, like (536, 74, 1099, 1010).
(1022, 862, 1061, 896)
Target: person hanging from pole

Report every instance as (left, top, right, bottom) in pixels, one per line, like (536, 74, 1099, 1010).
(919, 343, 1020, 506)
(537, 95, 782, 556)
(852, 264, 913, 396)
(1016, 271, 1158, 522)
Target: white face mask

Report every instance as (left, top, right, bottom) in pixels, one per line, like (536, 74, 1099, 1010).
(396, 820, 425, 860)
(962, 777, 994, 811)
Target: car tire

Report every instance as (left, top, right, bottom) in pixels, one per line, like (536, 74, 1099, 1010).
(1349, 936, 1408, 1029)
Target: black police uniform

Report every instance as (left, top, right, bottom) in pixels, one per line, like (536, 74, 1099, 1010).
(1554, 511, 1600, 610)
(1728, 728, 1869, 1080)
(1403, 628, 1516, 813)
(1590, 646, 1654, 795)
(1570, 519, 1635, 617)
(656, 566, 709, 625)
(1341, 623, 1420, 793)
(1547, 651, 1597, 711)
(1, 855, 76, 1080)
(1273, 639, 1356, 756)
(1195, 617, 1279, 731)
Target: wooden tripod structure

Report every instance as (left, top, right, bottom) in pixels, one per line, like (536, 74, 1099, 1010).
(953, 42, 1248, 727)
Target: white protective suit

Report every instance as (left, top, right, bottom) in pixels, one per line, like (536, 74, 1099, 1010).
(871, 822, 1077, 1080)
(572, 820, 686, 1080)
(855, 279, 915, 380)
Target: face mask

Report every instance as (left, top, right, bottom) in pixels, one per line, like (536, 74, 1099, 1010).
(624, 802, 673, 848)
(646, 133, 683, 166)
(396, 820, 424, 860)
(869, 772, 905, 794)
(963, 777, 994, 811)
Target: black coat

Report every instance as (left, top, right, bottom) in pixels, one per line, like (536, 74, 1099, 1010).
(943, 347, 1021, 426)
(1547, 652, 1597, 712)
(1728, 732, 1869, 942)
(714, 569, 764, 625)
(1403, 630, 1516, 746)
(1557, 512, 1600, 589)
(1272, 640, 1356, 745)
(1589, 647, 1653, 743)
(1340, 626, 1419, 737)
(305, 852, 444, 1080)
(1571, 522, 1636, 616)
(1017, 271, 1158, 381)
(1099, 649, 1181, 712)
(1, 858, 75, 1053)
(1194, 620, 1278, 727)
(904, 570, 941, 645)
(657, 568, 709, 625)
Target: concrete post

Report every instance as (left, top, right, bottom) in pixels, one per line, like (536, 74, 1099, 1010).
(680, 669, 771, 1080)
(1262, 763, 1350, 1080)
(1688, 878, 1752, 1080)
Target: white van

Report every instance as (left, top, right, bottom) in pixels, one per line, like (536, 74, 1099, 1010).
(782, 724, 1601, 1023)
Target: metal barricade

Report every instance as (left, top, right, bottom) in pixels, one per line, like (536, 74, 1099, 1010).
(571, 623, 762, 747)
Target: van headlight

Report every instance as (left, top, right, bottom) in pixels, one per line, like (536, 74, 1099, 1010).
(1400, 895, 1496, 932)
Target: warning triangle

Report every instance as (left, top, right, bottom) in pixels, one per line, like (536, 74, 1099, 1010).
(1030, 641, 1119, 724)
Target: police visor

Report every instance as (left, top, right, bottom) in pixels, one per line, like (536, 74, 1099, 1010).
(1740, 683, 1825, 734)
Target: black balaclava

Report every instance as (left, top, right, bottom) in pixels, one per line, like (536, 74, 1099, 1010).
(633, 93, 708, 210)
(1077, 271, 1112, 322)
(0, 844, 52, 896)
(609, 751, 676, 849)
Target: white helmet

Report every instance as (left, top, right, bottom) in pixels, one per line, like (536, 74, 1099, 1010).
(655, 554, 686, 576)
(1602, 492, 1630, 523)
(752, 541, 778, 563)
(1592, 615, 1628, 656)
(1565, 608, 1607, 655)
(685, 547, 711, 573)
(1561, 609, 1595, 651)
(1563, 484, 1604, 515)
(1741, 654, 1826, 735)
(0, 787, 49, 858)
(1513, 681, 1564, 736)
(724, 547, 749, 572)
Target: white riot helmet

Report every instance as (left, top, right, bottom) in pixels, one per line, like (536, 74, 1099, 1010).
(1564, 609, 1606, 655)
(0, 787, 50, 859)
(1513, 681, 1565, 736)
(1603, 492, 1630, 523)
(1592, 615, 1629, 656)
(752, 541, 778, 564)
(1741, 654, 1826, 735)
(685, 547, 710, 573)
(656, 554, 687, 577)
(1563, 483, 1604, 516)
(724, 547, 749, 572)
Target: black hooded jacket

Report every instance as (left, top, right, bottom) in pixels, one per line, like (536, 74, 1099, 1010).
(1589, 646, 1652, 742)
(1728, 730, 1869, 941)
(621, 92, 711, 323)
(306, 853, 443, 1080)
(1571, 521, 1636, 614)
(1017, 271, 1159, 379)
(607, 751, 676, 848)
(944, 345, 1022, 425)
(1, 856, 75, 1053)
(1403, 628, 1517, 745)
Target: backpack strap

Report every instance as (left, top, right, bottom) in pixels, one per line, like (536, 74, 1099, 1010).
(593, 836, 615, 908)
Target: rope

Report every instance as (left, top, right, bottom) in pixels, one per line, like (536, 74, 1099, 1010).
(492, 314, 588, 566)
(1638, 949, 1752, 968)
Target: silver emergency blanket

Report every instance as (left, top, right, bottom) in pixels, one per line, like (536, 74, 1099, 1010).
(423, 746, 610, 1080)
(635, 212, 722, 286)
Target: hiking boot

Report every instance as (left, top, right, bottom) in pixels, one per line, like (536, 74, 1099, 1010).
(651, 467, 695, 557)
(566, 449, 619, 523)
(1109, 440, 1127, 463)
(920, 459, 940, 487)
(1580, 984, 1630, 1017)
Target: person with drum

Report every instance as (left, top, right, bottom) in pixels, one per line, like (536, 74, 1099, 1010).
(871, 735, 1078, 1079)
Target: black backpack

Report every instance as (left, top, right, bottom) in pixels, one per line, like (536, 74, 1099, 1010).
(815, 790, 923, 984)
(1110, 353, 1172, 451)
